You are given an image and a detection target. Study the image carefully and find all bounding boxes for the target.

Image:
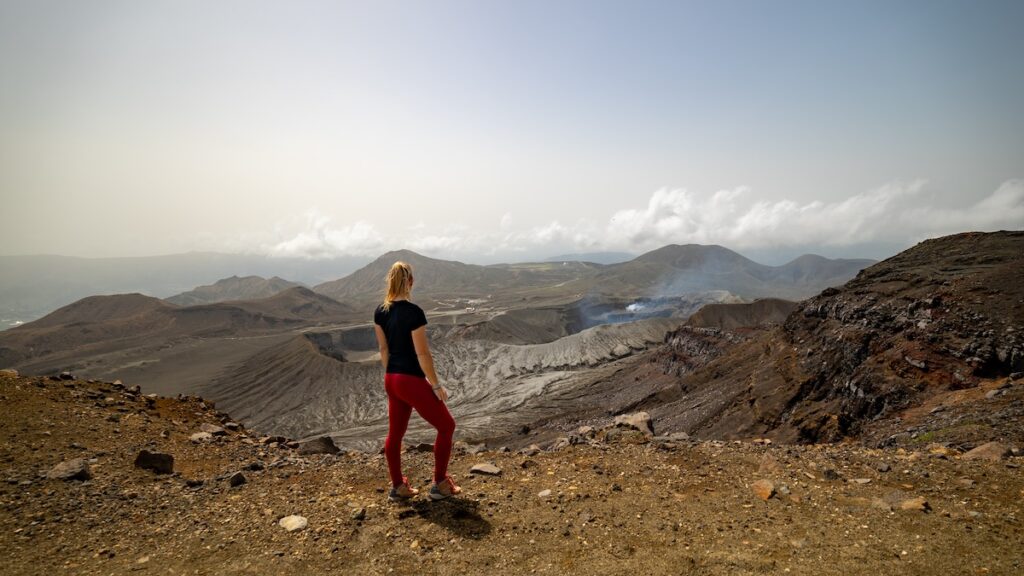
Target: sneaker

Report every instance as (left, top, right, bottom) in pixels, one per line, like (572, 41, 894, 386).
(428, 475, 462, 501)
(388, 477, 419, 502)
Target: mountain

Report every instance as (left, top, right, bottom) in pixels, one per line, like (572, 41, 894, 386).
(537, 231, 1024, 449)
(313, 246, 872, 308)
(685, 298, 799, 330)
(314, 249, 520, 303)
(0, 252, 371, 329)
(165, 275, 301, 306)
(0, 287, 354, 381)
(589, 244, 874, 300)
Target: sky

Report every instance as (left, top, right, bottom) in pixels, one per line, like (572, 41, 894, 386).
(1, 0, 1022, 265)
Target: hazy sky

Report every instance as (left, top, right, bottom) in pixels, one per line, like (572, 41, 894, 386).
(1, 0, 1022, 264)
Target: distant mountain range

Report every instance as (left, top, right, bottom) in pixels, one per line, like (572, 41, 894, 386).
(0, 244, 874, 331)
(544, 252, 635, 264)
(314, 245, 875, 305)
(0, 252, 370, 328)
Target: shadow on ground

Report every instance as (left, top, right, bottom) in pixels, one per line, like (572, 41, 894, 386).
(392, 497, 491, 539)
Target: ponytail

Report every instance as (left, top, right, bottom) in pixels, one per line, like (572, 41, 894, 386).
(382, 261, 413, 311)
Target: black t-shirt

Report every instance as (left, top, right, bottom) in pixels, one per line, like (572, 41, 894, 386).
(373, 300, 428, 377)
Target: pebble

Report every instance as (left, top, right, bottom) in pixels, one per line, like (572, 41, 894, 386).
(751, 479, 775, 501)
(279, 515, 308, 532)
(538, 489, 552, 499)
(229, 472, 247, 487)
(200, 423, 226, 436)
(899, 497, 931, 512)
(190, 432, 214, 443)
(470, 463, 502, 476)
(46, 458, 91, 481)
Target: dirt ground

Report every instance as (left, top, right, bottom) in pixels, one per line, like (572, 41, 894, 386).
(1, 373, 1022, 575)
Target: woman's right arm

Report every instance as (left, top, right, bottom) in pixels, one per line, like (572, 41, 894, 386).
(374, 325, 389, 369)
(412, 326, 447, 402)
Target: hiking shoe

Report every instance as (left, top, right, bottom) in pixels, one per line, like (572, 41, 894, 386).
(428, 475, 462, 501)
(388, 477, 419, 502)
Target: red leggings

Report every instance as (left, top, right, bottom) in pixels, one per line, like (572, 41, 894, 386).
(383, 372, 456, 486)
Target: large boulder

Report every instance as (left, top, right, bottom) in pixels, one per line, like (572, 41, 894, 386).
(613, 412, 655, 436)
(962, 442, 1012, 461)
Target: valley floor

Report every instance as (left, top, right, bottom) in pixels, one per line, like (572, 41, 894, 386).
(1, 373, 1021, 575)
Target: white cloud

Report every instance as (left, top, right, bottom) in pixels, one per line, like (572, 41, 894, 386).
(603, 179, 1022, 252)
(265, 210, 384, 259)
(258, 180, 1023, 261)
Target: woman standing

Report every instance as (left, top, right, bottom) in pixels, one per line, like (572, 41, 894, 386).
(373, 261, 460, 501)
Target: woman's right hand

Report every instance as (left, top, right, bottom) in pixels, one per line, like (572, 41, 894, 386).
(433, 385, 448, 403)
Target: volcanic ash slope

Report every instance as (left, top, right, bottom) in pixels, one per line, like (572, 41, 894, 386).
(202, 318, 678, 451)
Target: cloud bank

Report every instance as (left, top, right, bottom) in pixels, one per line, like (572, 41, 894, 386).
(261, 180, 1024, 261)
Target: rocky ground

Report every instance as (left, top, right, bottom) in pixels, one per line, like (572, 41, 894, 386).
(2, 372, 1022, 575)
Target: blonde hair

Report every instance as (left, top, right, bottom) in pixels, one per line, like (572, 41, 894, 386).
(381, 261, 414, 311)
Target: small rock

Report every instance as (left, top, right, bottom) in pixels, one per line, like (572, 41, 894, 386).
(520, 445, 541, 457)
(610, 483, 622, 492)
(469, 463, 502, 476)
(200, 423, 226, 436)
(190, 432, 214, 443)
(876, 462, 892, 473)
(46, 458, 91, 481)
(0, 368, 19, 376)
(821, 469, 841, 481)
(538, 489, 552, 499)
(228, 472, 246, 487)
(351, 507, 366, 521)
(899, 497, 931, 512)
(133, 450, 174, 474)
(577, 426, 596, 438)
(296, 436, 341, 455)
(246, 461, 265, 472)
(58, 371, 74, 381)
(185, 478, 204, 488)
(985, 389, 1002, 399)
(849, 478, 872, 485)
(224, 422, 241, 431)
(751, 479, 775, 501)
(279, 515, 308, 532)
(963, 442, 1012, 461)
(465, 443, 486, 455)
(904, 356, 927, 371)
(548, 437, 571, 451)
